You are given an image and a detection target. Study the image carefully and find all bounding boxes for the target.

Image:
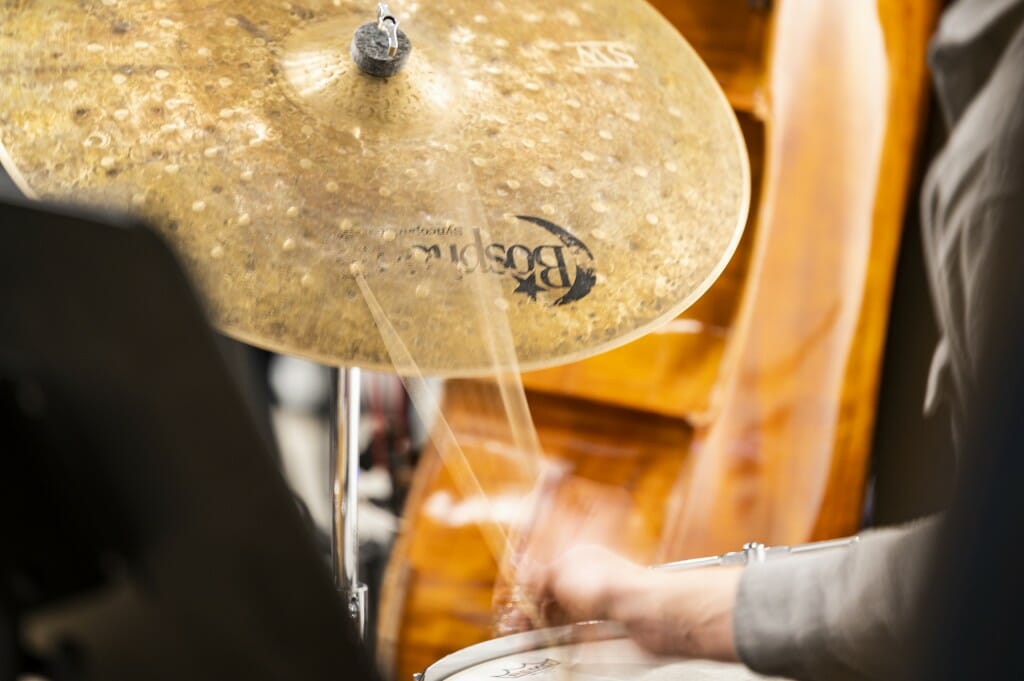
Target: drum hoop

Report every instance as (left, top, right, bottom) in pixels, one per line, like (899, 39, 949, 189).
(422, 621, 629, 681)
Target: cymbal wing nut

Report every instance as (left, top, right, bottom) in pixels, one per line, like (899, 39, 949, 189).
(351, 18, 412, 78)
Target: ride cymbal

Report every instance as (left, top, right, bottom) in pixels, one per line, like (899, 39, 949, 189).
(0, 0, 749, 375)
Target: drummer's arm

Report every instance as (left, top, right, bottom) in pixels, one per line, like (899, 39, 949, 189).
(528, 544, 743, 661)
(531, 517, 941, 678)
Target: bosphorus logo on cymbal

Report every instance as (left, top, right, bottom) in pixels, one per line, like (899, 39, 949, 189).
(410, 215, 596, 306)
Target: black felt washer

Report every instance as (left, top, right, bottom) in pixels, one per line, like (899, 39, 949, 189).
(350, 22, 412, 78)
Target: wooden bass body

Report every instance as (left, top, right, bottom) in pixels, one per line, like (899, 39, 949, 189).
(377, 2, 939, 679)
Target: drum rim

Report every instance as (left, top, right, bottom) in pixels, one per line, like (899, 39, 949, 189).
(422, 621, 629, 681)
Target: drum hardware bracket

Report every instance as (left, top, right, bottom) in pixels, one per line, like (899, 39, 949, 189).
(378, 4, 400, 56)
(742, 541, 768, 564)
(344, 583, 371, 638)
(352, 2, 412, 78)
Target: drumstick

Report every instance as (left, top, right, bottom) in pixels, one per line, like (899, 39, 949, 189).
(355, 273, 550, 628)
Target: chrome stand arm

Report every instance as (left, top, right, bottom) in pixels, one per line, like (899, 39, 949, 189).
(330, 366, 369, 637)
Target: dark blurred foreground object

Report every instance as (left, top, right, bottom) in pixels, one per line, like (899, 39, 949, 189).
(0, 199, 377, 681)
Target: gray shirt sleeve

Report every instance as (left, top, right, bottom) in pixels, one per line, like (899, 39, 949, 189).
(733, 518, 940, 681)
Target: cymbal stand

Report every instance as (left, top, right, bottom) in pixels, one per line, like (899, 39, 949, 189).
(330, 2, 413, 640)
(330, 366, 368, 637)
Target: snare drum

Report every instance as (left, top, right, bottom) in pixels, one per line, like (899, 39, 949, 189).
(422, 622, 781, 681)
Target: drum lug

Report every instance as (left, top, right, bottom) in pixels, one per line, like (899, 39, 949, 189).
(742, 542, 768, 564)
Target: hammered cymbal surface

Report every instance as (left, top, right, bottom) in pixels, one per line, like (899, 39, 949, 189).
(0, 0, 748, 375)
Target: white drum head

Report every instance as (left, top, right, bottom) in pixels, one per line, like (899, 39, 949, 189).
(424, 623, 781, 681)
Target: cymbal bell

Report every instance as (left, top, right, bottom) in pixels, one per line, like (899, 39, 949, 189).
(0, 0, 749, 376)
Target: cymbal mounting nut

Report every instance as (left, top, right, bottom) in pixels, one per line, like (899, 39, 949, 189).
(351, 3, 412, 78)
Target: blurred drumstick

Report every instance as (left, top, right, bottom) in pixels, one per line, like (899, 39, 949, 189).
(356, 273, 553, 629)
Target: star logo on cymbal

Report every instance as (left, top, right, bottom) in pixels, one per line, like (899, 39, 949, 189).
(514, 216, 596, 306)
(513, 273, 545, 301)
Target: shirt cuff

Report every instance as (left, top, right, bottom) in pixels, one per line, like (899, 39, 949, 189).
(733, 520, 940, 681)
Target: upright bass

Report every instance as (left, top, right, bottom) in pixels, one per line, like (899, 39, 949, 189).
(378, 1, 940, 679)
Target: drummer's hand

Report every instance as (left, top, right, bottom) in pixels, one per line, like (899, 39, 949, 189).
(522, 544, 742, 662)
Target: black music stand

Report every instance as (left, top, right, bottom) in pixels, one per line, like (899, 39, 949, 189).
(0, 199, 377, 681)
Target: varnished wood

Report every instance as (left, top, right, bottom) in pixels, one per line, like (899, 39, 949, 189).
(379, 108, 766, 681)
(378, 1, 940, 678)
(810, 0, 941, 540)
(658, 0, 940, 556)
(651, 0, 772, 113)
(377, 385, 693, 679)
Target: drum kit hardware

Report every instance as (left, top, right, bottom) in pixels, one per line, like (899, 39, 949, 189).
(0, 0, 853, 676)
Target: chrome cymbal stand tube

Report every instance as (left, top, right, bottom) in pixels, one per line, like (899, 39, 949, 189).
(330, 366, 369, 637)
